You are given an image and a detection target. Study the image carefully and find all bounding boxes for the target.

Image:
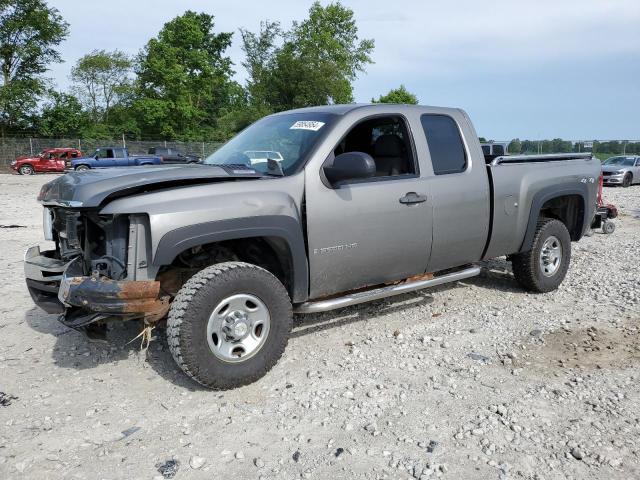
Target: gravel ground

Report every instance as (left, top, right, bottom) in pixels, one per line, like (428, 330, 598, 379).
(0, 173, 639, 480)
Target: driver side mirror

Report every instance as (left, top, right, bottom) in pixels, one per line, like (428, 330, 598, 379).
(323, 152, 376, 185)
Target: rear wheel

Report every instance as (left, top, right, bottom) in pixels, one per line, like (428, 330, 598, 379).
(622, 173, 632, 188)
(19, 164, 34, 175)
(75, 165, 90, 171)
(511, 218, 571, 293)
(167, 262, 292, 390)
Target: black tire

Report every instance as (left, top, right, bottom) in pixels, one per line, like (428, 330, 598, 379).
(602, 221, 615, 234)
(622, 173, 632, 188)
(75, 165, 90, 171)
(19, 164, 34, 175)
(167, 262, 292, 390)
(511, 218, 571, 293)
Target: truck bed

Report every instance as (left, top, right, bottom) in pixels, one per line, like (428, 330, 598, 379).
(483, 153, 600, 259)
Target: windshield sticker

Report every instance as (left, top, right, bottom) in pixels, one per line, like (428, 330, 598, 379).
(290, 120, 325, 131)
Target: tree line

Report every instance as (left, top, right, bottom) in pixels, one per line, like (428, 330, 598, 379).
(1, 0, 421, 142)
(506, 139, 640, 155)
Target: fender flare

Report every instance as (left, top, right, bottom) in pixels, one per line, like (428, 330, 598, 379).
(519, 184, 589, 252)
(153, 215, 309, 302)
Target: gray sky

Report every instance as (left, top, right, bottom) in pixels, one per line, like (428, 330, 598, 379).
(49, 0, 640, 140)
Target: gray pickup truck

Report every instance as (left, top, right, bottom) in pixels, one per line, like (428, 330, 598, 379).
(25, 104, 600, 389)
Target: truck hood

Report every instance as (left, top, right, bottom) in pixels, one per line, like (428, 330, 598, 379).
(38, 164, 265, 208)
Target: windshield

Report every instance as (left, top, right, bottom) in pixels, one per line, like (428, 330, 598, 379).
(204, 112, 336, 175)
(603, 156, 635, 166)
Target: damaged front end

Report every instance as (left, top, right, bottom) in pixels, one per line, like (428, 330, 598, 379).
(24, 206, 169, 331)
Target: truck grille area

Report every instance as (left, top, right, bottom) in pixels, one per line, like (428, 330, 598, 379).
(49, 208, 129, 280)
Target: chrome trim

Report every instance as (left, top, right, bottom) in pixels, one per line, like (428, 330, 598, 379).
(24, 245, 71, 282)
(491, 153, 592, 166)
(294, 266, 481, 314)
(58, 257, 83, 306)
(40, 200, 84, 208)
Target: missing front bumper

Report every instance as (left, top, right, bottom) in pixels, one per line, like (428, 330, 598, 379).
(24, 245, 170, 327)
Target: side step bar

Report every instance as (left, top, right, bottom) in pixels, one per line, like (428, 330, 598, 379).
(293, 265, 481, 314)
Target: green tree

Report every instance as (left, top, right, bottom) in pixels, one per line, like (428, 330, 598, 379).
(241, 1, 374, 112)
(36, 91, 88, 137)
(0, 0, 69, 136)
(134, 11, 236, 139)
(240, 20, 281, 114)
(608, 140, 621, 154)
(71, 49, 132, 122)
(372, 85, 418, 104)
(508, 138, 522, 154)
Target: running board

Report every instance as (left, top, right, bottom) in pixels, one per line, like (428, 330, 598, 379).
(293, 266, 481, 314)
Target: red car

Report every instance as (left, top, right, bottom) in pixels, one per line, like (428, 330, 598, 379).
(11, 148, 82, 175)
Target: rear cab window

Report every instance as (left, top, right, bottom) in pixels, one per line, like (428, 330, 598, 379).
(420, 114, 467, 175)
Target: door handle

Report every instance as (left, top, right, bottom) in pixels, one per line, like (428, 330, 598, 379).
(399, 192, 427, 204)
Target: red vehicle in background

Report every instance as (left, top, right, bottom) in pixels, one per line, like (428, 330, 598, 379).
(10, 148, 82, 175)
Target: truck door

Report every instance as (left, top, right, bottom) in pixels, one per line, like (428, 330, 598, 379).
(304, 114, 433, 298)
(95, 148, 116, 167)
(43, 152, 59, 171)
(419, 113, 490, 272)
(56, 152, 68, 171)
(113, 148, 128, 166)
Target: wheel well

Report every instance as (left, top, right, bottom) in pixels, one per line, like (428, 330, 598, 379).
(20, 163, 33, 169)
(539, 194, 585, 240)
(157, 237, 294, 298)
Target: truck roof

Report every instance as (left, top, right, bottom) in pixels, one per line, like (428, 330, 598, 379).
(279, 103, 463, 116)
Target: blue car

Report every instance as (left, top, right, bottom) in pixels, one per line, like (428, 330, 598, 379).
(70, 147, 162, 171)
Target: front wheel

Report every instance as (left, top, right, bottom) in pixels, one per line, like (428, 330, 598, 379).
(75, 165, 90, 172)
(19, 164, 34, 175)
(167, 262, 292, 390)
(511, 218, 571, 293)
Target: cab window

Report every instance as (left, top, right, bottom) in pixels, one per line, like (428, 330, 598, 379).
(420, 114, 467, 175)
(333, 115, 416, 178)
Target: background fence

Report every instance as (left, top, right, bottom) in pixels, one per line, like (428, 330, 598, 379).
(2, 136, 639, 169)
(0, 137, 224, 167)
